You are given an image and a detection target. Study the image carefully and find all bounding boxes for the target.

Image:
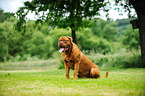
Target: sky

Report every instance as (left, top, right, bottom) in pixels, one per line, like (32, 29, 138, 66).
(0, 0, 136, 21)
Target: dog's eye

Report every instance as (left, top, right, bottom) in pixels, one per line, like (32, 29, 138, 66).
(64, 40, 67, 42)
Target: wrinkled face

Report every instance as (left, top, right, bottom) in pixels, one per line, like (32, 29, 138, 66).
(58, 36, 72, 53)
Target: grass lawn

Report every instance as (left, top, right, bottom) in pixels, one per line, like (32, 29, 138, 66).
(0, 68, 145, 96)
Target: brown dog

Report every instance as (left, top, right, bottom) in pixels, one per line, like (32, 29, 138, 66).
(58, 36, 108, 80)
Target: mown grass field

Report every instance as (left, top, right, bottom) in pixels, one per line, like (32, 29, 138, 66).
(0, 68, 145, 96)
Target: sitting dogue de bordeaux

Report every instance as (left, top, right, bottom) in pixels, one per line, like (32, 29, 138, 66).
(58, 36, 108, 80)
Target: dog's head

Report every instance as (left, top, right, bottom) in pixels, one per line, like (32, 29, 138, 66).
(58, 36, 73, 53)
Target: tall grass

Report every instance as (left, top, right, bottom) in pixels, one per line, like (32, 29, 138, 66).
(58, 48, 145, 69)
(0, 59, 59, 70)
(86, 48, 144, 68)
(0, 48, 144, 70)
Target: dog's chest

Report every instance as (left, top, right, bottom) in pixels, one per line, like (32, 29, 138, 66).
(65, 58, 75, 69)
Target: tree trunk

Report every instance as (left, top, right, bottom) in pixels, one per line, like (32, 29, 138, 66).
(131, 0, 145, 60)
(71, 29, 77, 44)
(137, 13, 145, 59)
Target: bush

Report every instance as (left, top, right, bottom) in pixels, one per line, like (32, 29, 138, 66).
(8, 54, 40, 62)
(86, 49, 145, 68)
(122, 26, 139, 50)
(23, 31, 53, 59)
(77, 28, 111, 54)
(90, 19, 118, 41)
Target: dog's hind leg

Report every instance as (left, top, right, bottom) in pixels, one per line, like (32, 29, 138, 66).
(90, 65, 100, 78)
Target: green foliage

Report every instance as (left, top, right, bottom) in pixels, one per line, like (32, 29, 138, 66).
(116, 19, 133, 27)
(122, 26, 139, 49)
(15, 0, 113, 44)
(0, 16, 19, 61)
(0, 16, 53, 61)
(102, 22, 118, 41)
(90, 19, 118, 41)
(0, 9, 14, 22)
(0, 14, 143, 68)
(16, 0, 108, 31)
(23, 31, 52, 59)
(90, 19, 108, 37)
(77, 28, 111, 54)
(87, 49, 145, 68)
(0, 30, 8, 61)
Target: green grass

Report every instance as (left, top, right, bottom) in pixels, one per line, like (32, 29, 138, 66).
(0, 68, 145, 96)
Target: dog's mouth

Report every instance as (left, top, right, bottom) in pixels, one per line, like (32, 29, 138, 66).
(59, 47, 69, 53)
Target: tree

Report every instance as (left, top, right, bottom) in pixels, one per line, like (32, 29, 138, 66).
(0, 8, 14, 22)
(114, 0, 145, 59)
(131, 0, 145, 59)
(16, 0, 145, 60)
(0, 16, 53, 61)
(90, 19, 118, 41)
(0, 16, 22, 61)
(122, 26, 139, 50)
(16, 0, 110, 44)
(90, 19, 108, 37)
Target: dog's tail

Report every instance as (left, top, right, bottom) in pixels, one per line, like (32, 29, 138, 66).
(104, 70, 108, 78)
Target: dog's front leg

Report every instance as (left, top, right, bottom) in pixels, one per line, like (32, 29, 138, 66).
(73, 62, 79, 80)
(64, 61, 70, 79)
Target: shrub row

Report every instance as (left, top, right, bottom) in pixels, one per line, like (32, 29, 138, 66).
(58, 49, 145, 69)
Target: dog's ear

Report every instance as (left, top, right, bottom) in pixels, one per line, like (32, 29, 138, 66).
(67, 36, 73, 43)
